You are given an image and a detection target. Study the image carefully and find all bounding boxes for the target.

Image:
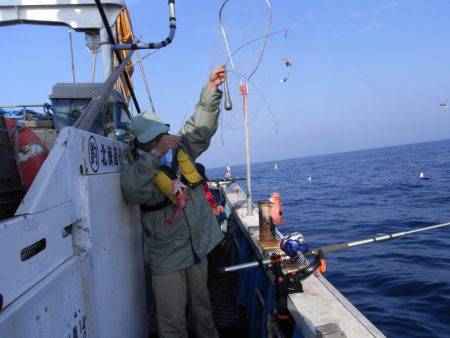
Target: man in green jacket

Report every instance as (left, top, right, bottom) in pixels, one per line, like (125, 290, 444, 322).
(121, 66, 226, 338)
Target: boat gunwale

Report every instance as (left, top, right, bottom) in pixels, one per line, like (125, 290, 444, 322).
(221, 182, 386, 338)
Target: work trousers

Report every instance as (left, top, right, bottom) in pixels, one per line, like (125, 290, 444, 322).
(152, 259, 219, 338)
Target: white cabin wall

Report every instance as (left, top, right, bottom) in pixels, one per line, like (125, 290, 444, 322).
(0, 257, 89, 338)
(81, 173, 147, 338)
(0, 202, 75, 311)
(0, 128, 148, 338)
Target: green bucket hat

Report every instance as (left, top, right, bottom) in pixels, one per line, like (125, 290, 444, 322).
(131, 111, 170, 143)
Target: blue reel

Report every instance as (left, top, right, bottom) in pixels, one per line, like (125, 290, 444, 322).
(280, 232, 309, 259)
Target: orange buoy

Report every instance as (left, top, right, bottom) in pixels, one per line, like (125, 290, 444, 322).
(5, 118, 48, 190)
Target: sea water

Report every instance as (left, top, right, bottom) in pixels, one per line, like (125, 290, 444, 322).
(208, 139, 450, 337)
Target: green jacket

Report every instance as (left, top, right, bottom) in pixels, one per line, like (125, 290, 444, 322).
(120, 86, 224, 275)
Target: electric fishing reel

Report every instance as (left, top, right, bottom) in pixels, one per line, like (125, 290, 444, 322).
(275, 232, 327, 287)
(280, 232, 309, 257)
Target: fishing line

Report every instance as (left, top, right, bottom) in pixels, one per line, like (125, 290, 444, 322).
(224, 29, 288, 68)
(219, 74, 269, 130)
(131, 35, 158, 114)
(129, 49, 160, 67)
(181, 105, 190, 127)
(220, 111, 225, 147)
(348, 73, 444, 102)
(220, 0, 273, 79)
(303, 64, 446, 104)
(223, 70, 281, 187)
(248, 0, 272, 81)
(219, 0, 238, 75)
(226, 70, 278, 129)
(229, 57, 288, 66)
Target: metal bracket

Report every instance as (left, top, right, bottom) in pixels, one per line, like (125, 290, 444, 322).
(316, 323, 346, 338)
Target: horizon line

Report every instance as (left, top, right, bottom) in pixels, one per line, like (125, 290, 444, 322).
(209, 137, 450, 170)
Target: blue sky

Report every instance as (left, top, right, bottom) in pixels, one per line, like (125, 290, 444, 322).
(1, 0, 450, 168)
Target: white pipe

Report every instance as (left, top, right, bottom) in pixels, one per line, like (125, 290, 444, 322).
(100, 28, 112, 80)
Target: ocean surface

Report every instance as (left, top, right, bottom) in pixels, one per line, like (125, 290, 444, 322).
(208, 139, 450, 338)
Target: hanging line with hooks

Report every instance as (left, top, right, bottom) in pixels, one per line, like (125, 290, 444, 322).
(247, 0, 272, 81)
(224, 29, 289, 67)
(227, 70, 281, 186)
(218, 28, 288, 151)
(219, 0, 273, 215)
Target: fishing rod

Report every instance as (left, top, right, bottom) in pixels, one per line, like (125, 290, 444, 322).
(209, 177, 246, 183)
(220, 221, 450, 273)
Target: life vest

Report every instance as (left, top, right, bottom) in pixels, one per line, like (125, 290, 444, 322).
(152, 148, 203, 203)
(140, 148, 204, 224)
(5, 118, 48, 190)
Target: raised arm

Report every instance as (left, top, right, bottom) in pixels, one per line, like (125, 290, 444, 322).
(179, 66, 226, 160)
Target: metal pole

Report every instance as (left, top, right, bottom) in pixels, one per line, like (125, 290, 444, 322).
(91, 52, 97, 83)
(68, 30, 76, 83)
(221, 256, 290, 273)
(241, 84, 253, 215)
(74, 51, 135, 131)
(100, 28, 112, 80)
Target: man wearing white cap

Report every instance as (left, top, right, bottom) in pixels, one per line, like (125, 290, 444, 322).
(121, 66, 226, 338)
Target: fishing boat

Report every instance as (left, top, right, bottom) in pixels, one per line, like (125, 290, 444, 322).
(1, 1, 448, 338)
(274, 160, 280, 170)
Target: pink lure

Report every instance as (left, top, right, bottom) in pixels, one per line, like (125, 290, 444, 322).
(269, 192, 284, 224)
